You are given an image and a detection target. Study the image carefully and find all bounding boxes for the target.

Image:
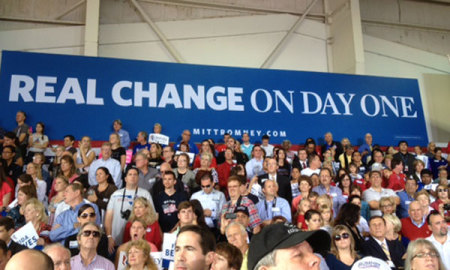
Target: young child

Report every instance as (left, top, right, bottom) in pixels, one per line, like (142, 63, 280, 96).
(348, 163, 363, 182)
(296, 198, 311, 230)
(319, 204, 333, 234)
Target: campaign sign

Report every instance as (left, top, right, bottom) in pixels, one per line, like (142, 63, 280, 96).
(161, 232, 177, 269)
(149, 133, 170, 145)
(11, 221, 39, 248)
(0, 51, 428, 145)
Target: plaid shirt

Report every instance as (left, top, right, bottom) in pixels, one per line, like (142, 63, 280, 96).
(220, 196, 261, 229)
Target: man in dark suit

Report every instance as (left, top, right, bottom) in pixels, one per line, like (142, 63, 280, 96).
(292, 148, 308, 170)
(393, 140, 416, 175)
(257, 158, 292, 204)
(0, 217, 27, 256)
(321, 132, 343, 162)
(362, 216, 405, 270)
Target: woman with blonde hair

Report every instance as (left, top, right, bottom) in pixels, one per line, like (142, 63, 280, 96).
(22, 198, 51, 245)
(415, 190, 433, 218)
(25, 162, 47, 203)
(404, 239, 445, 270)
(125, 239, 158, 270)
(123, 197, 162, 250)
(383, 214, 402, 241)
(110, 132, 127, 170)
(73, 136, 96, 174)
(325, 225, 359, 270)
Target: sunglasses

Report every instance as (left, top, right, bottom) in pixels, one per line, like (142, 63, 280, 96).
(438, 189, 448, 192)
(334, 233, 350, 241)
(201, 184, 211, 188)
(80, 212, 96, 219)
(81, 230, 100, 238)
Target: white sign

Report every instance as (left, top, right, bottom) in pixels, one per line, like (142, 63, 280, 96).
(11, 221, 39, 248)
(117, 251, 127, 270)
(162, 233, 177, 269)
(175, 151, 195, 164)
(151, 252, 163, 270)
(149, 133, 170, 145)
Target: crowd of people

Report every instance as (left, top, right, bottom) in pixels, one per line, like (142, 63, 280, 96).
(0, 110, 449, 270)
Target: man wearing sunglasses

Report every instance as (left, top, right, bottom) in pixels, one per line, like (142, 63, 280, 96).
(190, 172, 226, 231)
(362, 216, 405, 270)
(70, 222, 114, 270)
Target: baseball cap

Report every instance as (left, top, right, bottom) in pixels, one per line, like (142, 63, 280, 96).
(371, 162, 384, 171)
(247, 223, 330, 270)
(351, 256, 391, 270)
(234, 206, 249, 216)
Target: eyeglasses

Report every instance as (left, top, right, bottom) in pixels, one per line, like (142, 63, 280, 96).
(334, 233, 350, 241)
(381, 204, 393, 208)
(81, 230, 100, 238)
(412, 252, 439, 259)
(201, 184, 211, 188)
(80, 212, 96, 219)
(438, 189, 448, 192)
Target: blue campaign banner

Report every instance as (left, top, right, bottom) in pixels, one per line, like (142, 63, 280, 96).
(0, 50, 428, 146)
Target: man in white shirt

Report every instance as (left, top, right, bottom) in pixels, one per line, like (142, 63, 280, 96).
(190, 173, 226, 229)
(426, 211, 450, 270)
(88, 142, 122, 188)
(301, 153, 321, 177)
(363, 171, 399, 216)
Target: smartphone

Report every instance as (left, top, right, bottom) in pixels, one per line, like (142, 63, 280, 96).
(225, 213, 237, 219)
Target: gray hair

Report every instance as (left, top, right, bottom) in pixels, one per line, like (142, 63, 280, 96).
(225, 222, 246, 237)
(404, 239, 445, 270)
(76, 222, 103, 239)
(254, 249, 277, 270)
(43, 243, 71, 257)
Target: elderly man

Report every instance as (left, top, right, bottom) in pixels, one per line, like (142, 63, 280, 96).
(50, 183, 101, 243)
(88, 142, 122, 188)
(70, 222, 114, 270)
(132, 131, 150, 156)
(174, 129, 199, 155)
(362, 216, 405, 269)
(247, 223, 330, 270)
(43, 243, 71, 270)
(426, 211, 450, 270)
(174, 225, 215, 270)
(396, 177, 418, 219)
(321, 132, 343, 162)
(359, 133, 373, 164)
(5, 250, 54, 270)
(400, 200, 432, 243)
(226, 222, 249, 265)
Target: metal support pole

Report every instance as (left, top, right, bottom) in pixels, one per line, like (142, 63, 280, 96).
(260, 0, 319, 68)
(54, 0, 86, 20)
(129, 0, 185, 63)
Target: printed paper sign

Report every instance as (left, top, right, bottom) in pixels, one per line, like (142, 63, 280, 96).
(162, 233, 177, 269)
(151, 252, 163, 270)
(149, 133, 170, 145)
(11, 221, 39, 248)
(175, 151, 195, 163)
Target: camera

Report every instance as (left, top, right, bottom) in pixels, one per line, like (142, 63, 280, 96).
(444, 204, 450, 211)
(121, 209, 131, 220)
(225, 213, 237, 219)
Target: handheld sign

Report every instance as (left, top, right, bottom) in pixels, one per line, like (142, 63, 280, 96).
(11, 221, 39, 248)
(162, 233, 177, 269)
(149, 133, 170, 145)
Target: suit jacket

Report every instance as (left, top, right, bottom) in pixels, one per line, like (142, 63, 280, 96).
(8, 240, 27, 256)
(292, 157, 308, 170)
(362, 236, 405, 269)
(258, 173, 292, 204)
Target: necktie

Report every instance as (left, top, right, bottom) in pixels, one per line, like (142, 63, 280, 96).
(302, 162, 306, 168)
(381, 242, 392, 261)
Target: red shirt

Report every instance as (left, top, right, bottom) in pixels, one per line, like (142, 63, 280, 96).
(217, 161, 236, 190)
(387, 172, 406, 192)
(123, 221, 163, 250)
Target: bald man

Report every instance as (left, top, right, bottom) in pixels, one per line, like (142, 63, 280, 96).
(5, 249, 54, 270)
(43, 243, 71, 270)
